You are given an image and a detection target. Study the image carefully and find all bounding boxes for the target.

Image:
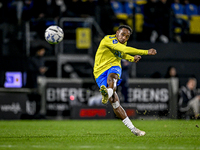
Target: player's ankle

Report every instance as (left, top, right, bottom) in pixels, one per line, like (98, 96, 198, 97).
(122, 117, 135, 131)
(131, 127, 137, 132)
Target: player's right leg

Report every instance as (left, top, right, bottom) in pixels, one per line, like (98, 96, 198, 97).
(95, 70, 110, 104)
(98, 66, 121, 104)
(100, 73, 118, 104)
(100, 85, 109, 104)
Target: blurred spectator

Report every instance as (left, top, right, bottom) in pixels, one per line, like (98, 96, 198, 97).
(1, 1, 24, 56)
(63, 0, 96, 18)
(95, 0, 116, 35)
(164, 66, 180, 88)
(179, 77, 200, 119)
(63, 0, 81, 17)
(21, 0, 35, 21)
(95, 0, 126, 35)
(56, 0, 66, 15)
(143, 0, 170, 43)
(120, 60, 131, 103)
(171, 0, 189, 43)
(31, 0, 61, 38)
(34, 0, 61, 20)
(4, 0, 21, 38)
(183, 0, 189, 6)
(183, 0, 198, 17)
(88, 93, 103, 106)
(26, 45, 48, 88)
(5, 0, 21, 24)
(164, 66, 178, 78)
(80, 0, 96, 18)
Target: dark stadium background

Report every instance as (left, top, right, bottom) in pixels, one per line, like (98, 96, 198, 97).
(0, 0, 200, 120)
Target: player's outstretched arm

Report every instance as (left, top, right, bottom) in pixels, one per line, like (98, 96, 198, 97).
(148, 48, 157, 55)
(123, 54, 142, 63)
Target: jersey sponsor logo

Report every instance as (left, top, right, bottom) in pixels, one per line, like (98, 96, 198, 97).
(112, 39, 118, 44)
(114, 51, 123, 59)
(109, 36, 115, 39)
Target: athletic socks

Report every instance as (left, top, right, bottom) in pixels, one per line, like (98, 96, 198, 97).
(122, 117, 136, 131)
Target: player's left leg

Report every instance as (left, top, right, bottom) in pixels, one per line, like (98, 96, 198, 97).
(109, 91, 146, 136)
(98, 69, 145, 136)
(105, 73, 145, 136)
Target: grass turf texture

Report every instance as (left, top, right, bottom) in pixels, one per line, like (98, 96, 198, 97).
(0, 119, 199, 150)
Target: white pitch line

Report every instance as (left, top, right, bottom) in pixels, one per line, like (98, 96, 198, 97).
(0, 145, 13, 147)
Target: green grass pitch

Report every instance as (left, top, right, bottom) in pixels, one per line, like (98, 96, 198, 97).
(0, 119, 199, 150)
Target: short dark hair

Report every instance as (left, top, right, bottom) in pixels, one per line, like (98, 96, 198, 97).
(188, 77, 197, 83)
(32, 45, 45, 54)
(118, 25, 132, 34)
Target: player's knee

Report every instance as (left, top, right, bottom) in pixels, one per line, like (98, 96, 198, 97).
(108, 74, 118, 90)
(113, 78, 117, 89)
(109, 73, 118, 79)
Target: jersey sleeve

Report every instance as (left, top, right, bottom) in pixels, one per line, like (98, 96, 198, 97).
(104, 35, 148, 56)
(123, 54, 135, 62)
(114, 44, 148, 56)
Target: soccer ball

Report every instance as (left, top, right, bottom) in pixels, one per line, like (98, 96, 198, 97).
(44, 25, 64, 44)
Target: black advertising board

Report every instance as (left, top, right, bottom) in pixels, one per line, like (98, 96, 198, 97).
(0, 93, 26, 119)
(70, 106, 115, 119)
(42, 78, 175, 118)
(127, 82, 170, 116)
(70, 105, 137, 119)
(0, 92, 37, 119)
(45, 81, 97, 116)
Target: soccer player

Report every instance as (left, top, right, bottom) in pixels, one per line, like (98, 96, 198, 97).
(93, 25, 157, 136)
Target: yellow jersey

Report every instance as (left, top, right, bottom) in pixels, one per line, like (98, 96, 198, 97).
(93, 34, 149, 79)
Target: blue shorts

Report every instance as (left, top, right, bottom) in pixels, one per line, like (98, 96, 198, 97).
(96, 66, 122, 88)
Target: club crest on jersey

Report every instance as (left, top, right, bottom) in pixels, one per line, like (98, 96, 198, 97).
(112, 39, 118, 44)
